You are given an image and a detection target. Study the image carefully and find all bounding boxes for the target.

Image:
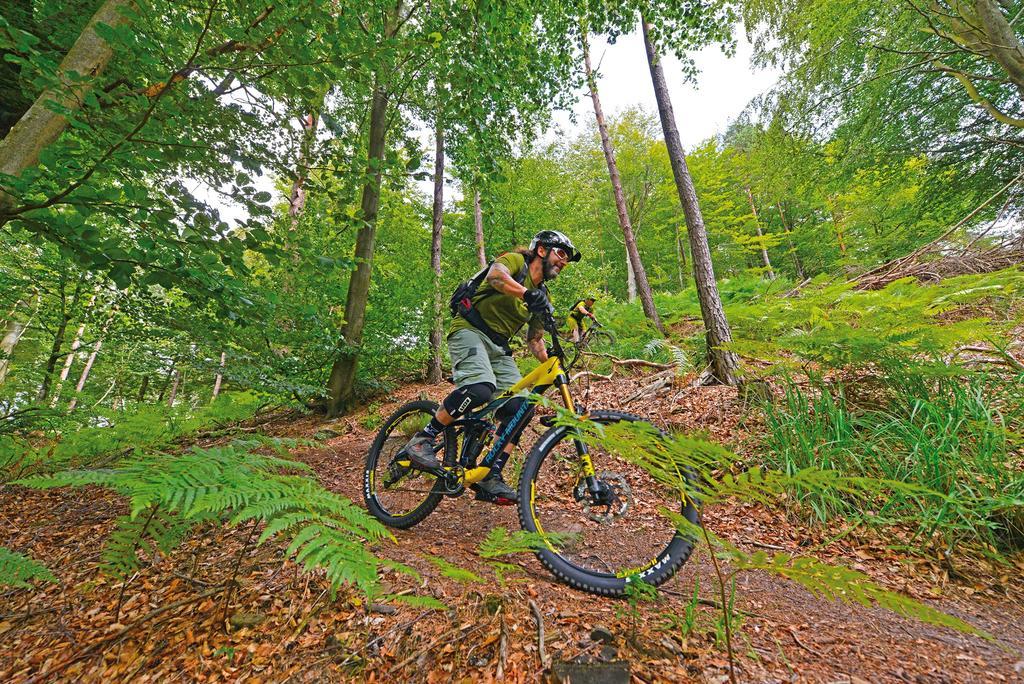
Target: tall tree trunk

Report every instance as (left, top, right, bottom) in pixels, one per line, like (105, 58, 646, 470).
(288, 112, 319, 231)
(474, 188, 487, 268)
(776, 202, 806, 279)
(827, 196, 848, 255)
(582, 33, 665, 334)
(641, 17, 740, 384)
(0, 0, 133, 216)
(326, 78, 391, 416)
(36, 276, 84, 402)
(212, 351, 226, 399)
(974, 0, 1024, 98)
(625, 245, 637, 302)
(48, 289, 97, 407)
(0, 320, 28, 385)
(156, 362, 175, 403)
(427, 116, 445, 384)
(745, 186, 776, 280)
(67, 305, 116, 412)
(137, 374, 149, 402)
(0, 294, 38, 385)
(675, 223, 687, 289)
(167, 368, 183, 408)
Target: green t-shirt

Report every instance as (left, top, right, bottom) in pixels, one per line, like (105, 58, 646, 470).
(449, 252, 545, 341)
(570, 300, 594, 323)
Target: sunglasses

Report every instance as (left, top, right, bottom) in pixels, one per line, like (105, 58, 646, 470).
(550, 246, 570, 261)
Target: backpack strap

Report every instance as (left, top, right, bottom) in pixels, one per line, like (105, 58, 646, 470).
(458, 258, 531, 356)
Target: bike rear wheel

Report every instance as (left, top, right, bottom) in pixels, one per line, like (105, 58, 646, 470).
(364, 400, 452, 529)
(517, 410, 698, 596)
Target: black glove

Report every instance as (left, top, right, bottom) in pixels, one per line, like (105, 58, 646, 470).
(522, 288, 551, 316)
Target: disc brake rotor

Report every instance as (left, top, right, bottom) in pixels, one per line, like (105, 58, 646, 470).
(577, 472, 631, 524)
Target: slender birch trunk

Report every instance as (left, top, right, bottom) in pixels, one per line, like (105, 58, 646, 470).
(641, 17, 740, 384)
(427, 115, 445, 384)
(49, 290, 99, 406)
(582, 32, 665, 334)
(288, 112, 319, 232)
(0, 294, 39, 385)
(0, 0, 134, 216)
(776, 202, 806, 279)
(167, 368, 182, 408)
(474, 188, 487, 268)
(67, 306, 116, 412)
(676, 224, 687, 289)
(156, 363, 175, 403)
(49, 320, 87, 407)
(37, 277, 85, 402)
(625, 245, 637, 302)
(212, 351, 226, 399)
(745, 186, 775, 280)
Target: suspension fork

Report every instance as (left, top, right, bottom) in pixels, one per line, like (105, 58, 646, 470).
(555, 375, 599, 489)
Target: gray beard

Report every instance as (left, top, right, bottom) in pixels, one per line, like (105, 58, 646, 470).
(542, 258, 560, 281)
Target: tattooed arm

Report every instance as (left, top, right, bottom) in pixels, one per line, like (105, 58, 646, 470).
(485, 262, 529, 299)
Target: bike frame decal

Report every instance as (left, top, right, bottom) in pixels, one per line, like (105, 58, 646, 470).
(480, 397, 532, 467)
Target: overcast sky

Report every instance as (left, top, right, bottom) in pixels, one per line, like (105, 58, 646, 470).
(550, 29, 778, 149)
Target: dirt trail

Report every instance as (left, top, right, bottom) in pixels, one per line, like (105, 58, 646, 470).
(2, 374, 1023, 682)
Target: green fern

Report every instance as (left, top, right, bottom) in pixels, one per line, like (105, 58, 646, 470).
(423, 555, 485, 584)
(726, 550, 989, 637)
(0, 547, 56, 588)
(384, 593, 448, 610)
(643, 338, 691, 372)
(543, 405, 990, 638)
(14, 438, 391, 595)
(100, 506, 199, 580)
(477, 526, 576, 558)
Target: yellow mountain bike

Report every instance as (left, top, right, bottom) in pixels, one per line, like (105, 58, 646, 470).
(362, 315, 698, 596)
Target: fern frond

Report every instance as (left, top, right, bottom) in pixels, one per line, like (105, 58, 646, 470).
(477, 527, 576, 558)
(0, 547, 56, 588)
(383, 594, 448, 610)
(727, 550, 988, 637)
(423, 555, 484, 583)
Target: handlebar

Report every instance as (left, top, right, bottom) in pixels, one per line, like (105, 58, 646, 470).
(541, 310, 567, 367)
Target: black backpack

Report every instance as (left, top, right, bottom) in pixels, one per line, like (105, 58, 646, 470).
(449, 258, 534, 355)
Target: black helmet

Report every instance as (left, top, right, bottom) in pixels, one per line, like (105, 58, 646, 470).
(530, 230, 581, 262)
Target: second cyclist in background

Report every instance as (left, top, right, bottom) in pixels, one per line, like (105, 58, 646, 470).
(567, 295, 599, 343)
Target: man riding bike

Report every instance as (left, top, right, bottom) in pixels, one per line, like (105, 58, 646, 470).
(567, 295, 599, 343)
(400, 229, 582, 504)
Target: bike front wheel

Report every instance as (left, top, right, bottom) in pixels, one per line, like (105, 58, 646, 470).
(364, 400, 451, 529)
(584, 329, 615, 353)
(518, 410, 698, 596)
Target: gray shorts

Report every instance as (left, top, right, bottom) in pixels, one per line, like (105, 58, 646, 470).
(447, 327, 522, 391)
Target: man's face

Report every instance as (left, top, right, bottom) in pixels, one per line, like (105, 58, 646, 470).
(541, 245, 570, 281)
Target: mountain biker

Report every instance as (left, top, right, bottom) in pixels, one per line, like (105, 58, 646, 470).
(401, 229, 582, 504)
(567, 295, 599, 343)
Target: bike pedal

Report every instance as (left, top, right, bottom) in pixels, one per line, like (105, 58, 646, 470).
(473, 491, 516, 505)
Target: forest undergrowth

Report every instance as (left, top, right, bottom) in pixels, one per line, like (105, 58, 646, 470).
(2, 267, 1023, 681)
